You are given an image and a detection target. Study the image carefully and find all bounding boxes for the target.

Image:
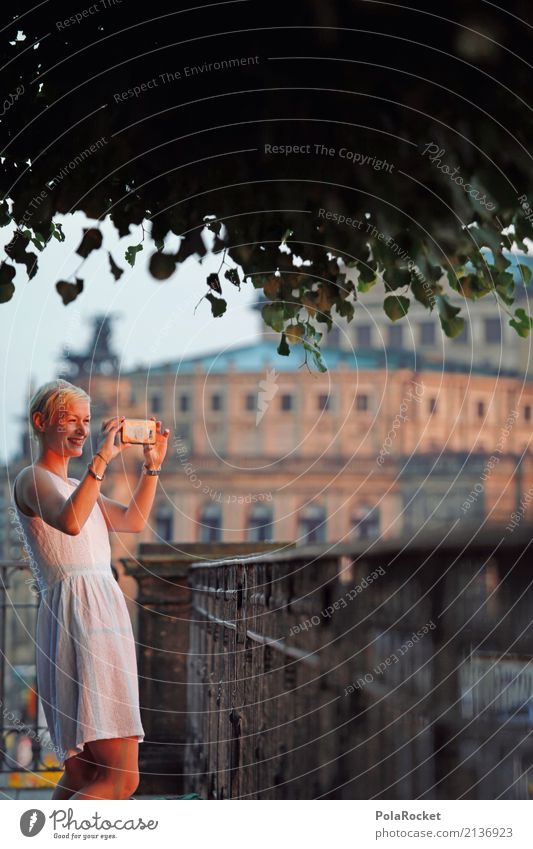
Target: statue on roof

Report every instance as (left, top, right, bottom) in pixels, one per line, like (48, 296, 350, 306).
(58, 313, 121, 378)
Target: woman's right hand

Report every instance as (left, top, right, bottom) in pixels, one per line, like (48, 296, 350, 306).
(95, 416, 129, 463)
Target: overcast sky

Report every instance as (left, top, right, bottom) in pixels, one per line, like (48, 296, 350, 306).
(0, 213, 259, 463)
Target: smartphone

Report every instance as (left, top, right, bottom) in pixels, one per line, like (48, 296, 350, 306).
(120, 418, 156, 444)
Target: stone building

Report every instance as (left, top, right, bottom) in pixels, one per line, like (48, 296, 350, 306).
(2, 305, 533, 574)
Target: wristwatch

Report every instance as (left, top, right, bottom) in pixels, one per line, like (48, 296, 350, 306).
(87, 462, 105, 481)
(143, 463, 161, 476)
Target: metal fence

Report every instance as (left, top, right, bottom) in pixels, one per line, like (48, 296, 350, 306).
(184, 525, 533, 799)
(0, 561, 58, 789)
(0, 560, 117, 795)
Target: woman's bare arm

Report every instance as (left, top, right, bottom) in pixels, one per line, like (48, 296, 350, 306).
(20, 464, 109, 535)
(98, 474, 159, 533)
(20, 416, 125, 535)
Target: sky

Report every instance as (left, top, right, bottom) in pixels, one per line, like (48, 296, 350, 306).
(0, 213, 259, 463)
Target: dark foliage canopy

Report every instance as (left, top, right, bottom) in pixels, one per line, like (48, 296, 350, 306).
(2, 0, 533, 367)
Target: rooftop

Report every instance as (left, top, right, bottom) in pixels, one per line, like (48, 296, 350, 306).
(125, 339, 532, 379)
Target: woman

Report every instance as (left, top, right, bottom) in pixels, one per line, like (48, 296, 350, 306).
(11, 379, 170, 800)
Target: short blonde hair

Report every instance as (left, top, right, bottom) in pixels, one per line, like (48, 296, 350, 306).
(29, 379, 91, 439)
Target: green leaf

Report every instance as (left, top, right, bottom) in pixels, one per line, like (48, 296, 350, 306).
(509, 307, 533, 338)
(277, 332, 290, 356)
(285, 323, 306, 344)
(125, 243, 143, 267)
(56, 278, 83, 305)
(357, 262, 378, 292)
(0, 263, 16, 302)
(0, 201, 11, 227)
(383, 295, 410, 321)
(224, 268, 241, 288)
(493, 270, 515, 306)
(333, 299, 355, 322)
(154, 238, 165, 252)
(456, 273, 492, 300)
(77, 228, 103, 258)
(51, 221, 65, 242)
(281, 301, 300, 320)
(436, 294, 460, 319)
(206, 272, 222, 294)
(5, 232, 38, 279)
(436, 294, 465, 337)
(440, 315, 465, 337)
(383, 266, 411, 292)
(517, 264, 533, 284)
(205, 292, 227, 317)
(262, 303, 285, 333)
(30, 235, 45, 252)
(302, 339, 327, 372)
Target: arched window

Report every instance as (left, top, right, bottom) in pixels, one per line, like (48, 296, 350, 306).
(247, 505, 274, 542)
(351, 505, 379, 540)
(298, 505, 326, 544)
(155, 504, 174, 542)
(199, 503, 223, 543)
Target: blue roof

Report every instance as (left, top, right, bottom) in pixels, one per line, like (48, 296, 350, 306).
(126, 340, 530, 379)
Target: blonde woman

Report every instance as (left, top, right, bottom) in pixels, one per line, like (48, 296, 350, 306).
(11, 379, 170, 800)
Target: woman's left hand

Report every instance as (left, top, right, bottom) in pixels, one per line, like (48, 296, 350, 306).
(143, 418, 170, 469)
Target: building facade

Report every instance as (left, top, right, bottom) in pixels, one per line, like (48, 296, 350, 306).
(3, 307, 533, 574)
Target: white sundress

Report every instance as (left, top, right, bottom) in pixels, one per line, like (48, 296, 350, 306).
(11, 467, 145, 768)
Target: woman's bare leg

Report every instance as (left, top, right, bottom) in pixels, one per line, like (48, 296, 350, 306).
(51, 749, 98, 800)
(70, 737, 140, 800)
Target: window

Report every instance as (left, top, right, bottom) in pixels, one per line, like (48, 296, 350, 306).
(318, 393, 332, 411)
(357, 325, 372, 347)
(388, 324, 403, 347)
(280, 394, 293, 411)
(298, 505, 326, 544)
(211, 393, 223, 412)
(155, 505, 173, 542)
(151, 394, 163, 414)
(245, 393, 256, 411)
(484, 318, 502, 344)
(247, 505, 274, 542)
(199, 503, 222, 542)
(351, 505, 380, 540)
(176, 423, 190, 444)
(428, 397, 437, 415)
(179, 394, 190, 413)
(420, 321, 436, 346)
(525, 405, 531, 422)
(356, 393, 369, 411)
(477, 400, 485, 418)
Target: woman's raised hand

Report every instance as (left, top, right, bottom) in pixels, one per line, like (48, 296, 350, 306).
(96, 416, 130, 463)
(142, 417, 170, 469)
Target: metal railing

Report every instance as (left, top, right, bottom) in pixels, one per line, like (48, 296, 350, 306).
(183, 525, 533, 799)
(6, 522, 533, 801)
(0, 560, 118, 794)
(0, 561, 59, 790)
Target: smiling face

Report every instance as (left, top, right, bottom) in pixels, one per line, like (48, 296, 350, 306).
(34, 397, 91, 458)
